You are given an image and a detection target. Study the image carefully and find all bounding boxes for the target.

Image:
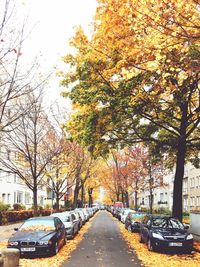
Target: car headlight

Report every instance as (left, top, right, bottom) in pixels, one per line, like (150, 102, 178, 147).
(8, 241, 18, 246)
(186, 234, 193, 240)
(38, 241, 49, 245)
(152, 233, 164, 240)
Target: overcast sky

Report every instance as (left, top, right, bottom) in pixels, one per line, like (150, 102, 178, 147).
(22, 0, 97, 107)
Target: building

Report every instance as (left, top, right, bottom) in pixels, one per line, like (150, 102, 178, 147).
(137, 162, 200, 213)
(0, 171, 46, 209)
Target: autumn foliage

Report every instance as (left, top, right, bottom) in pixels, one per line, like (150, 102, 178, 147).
(61, 0, 200, 221)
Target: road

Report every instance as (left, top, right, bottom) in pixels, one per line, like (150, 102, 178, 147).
(62, 211, 142, 267)
(0, 222, 23, 242)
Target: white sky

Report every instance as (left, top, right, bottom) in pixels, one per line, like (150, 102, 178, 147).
(21, 0, 97, 108)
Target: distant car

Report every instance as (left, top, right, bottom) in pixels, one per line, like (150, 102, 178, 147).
(140, 215, 193, 253)
(121, 209, 134, 223)
(125, 212, 146, 232)
(7, 216, 66, 256)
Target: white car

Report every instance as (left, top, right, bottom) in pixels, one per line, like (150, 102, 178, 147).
(121, 209, 134, 223)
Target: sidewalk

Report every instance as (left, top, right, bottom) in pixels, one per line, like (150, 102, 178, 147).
(0, 222, 23, 242)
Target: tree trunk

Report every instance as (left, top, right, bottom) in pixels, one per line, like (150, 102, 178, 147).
(88, 188, 93, 207)
(81, 183, 85, 208)
(149, 178, 153, 214)
(56, 197, 59, 212)
(116, 192, 120, 201)
(125, 191, 129, 208)
(172, 105, 187, 222)
(121, 191, 124, 206)
(33, 187, 38, 217)
(73, 183, 80, 209)
(134, 190, 138, 211)
(172, 140, 186, 222)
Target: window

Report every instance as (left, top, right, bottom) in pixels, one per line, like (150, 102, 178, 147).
(2, 193, 6, 203)
(15, 191, 23, 204)
(7, 194, 10, 204)
(40, 196, 44, 206)
(25, 192, 31, 205)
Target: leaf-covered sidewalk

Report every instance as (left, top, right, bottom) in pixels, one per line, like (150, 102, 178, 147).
(118, 220, 200, 267)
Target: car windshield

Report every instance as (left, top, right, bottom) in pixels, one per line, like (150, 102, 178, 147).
(152, 218, 184, 229)
(130, 214, 145, 221)
(55, 214, 71, 222)
(20, 219, 55, 231)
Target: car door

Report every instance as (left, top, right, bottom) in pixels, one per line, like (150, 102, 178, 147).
(55, 218, 65, 247)
(125, 213, 131, 228)
(141, 216, 149, 242)
(71, 214, 78, 234)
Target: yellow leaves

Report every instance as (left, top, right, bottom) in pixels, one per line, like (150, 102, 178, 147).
(118, 220, 200, 267)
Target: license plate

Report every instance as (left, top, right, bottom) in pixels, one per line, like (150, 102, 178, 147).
(21, 247, 36, 252)
(169, 242, 183, 247)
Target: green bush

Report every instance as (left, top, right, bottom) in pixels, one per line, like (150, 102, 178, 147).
(0, 202, 10, 211)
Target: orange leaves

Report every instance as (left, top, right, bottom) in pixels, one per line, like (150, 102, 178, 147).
(118, 220, 200, 267)
(20, 225, 55, 232)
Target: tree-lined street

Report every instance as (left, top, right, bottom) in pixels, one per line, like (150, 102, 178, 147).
(62, 211, 142, 267)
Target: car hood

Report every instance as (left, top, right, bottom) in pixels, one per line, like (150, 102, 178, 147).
(154, 228, 186, 237)
(63, 222, 73, 228)
(9, 230, 56, 242)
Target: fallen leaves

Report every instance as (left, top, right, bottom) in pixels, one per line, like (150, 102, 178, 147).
(20, 225, 55, 232)
(0, 215, 96, 267)
(118, 220, 200, 267)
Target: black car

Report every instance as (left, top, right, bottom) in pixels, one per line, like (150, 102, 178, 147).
(7, 216, 66, 256)
(125, 212, 146, 232)
(140, 215, 193, 253)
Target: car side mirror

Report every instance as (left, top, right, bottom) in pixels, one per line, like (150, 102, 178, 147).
(14, 228, 18, 231)
(184, 224, 189, 230)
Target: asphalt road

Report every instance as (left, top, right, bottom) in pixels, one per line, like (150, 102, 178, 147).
(0, 222, 23, 242)
(62, 211, 142, 267)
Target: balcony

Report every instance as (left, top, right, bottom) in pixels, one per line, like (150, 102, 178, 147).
(183, 188, 188, 195)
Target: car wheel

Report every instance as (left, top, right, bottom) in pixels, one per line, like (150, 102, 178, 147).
(147, 239, 154, 251)
(71, 229, 75, 239)
(139, 234, 144, 243)
(64, 235, 67, 245)
(128, 225, 132, 233)
(53, 242, 59, 255)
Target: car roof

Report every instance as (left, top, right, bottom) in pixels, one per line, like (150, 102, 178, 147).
(27, 216, 55, 221)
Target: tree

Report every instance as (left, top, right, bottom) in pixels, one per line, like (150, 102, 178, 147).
(0, 92, 60, 215)
(61, 0, 200, 221)
(0, 0, 42, 136)
(44, 138, 77, 211)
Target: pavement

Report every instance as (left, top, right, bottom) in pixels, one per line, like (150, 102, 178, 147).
(0, 222, 23, 242)
(62, 211, 142, 267)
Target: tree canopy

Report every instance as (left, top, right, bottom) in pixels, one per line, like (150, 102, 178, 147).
(61, 0, 200, 220)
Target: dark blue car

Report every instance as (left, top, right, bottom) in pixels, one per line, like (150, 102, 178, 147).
(7, 216, 66, 256)
(140, 215, 193, 253)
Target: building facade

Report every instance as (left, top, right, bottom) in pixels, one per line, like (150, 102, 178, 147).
(137, 162, 200, 213)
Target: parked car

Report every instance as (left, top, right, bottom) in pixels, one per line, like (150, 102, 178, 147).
(69, 211, 80, 234)
(125, 212, 146, 232)
(73, 210, 83, 229)
(75, 208, 87, 224)
(140, 215, 193, 253)
(51, 212, 78, 239)
(7, 216, 66, 256)
(75, 209, 85, 225)
(121, 209, 134, 223)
